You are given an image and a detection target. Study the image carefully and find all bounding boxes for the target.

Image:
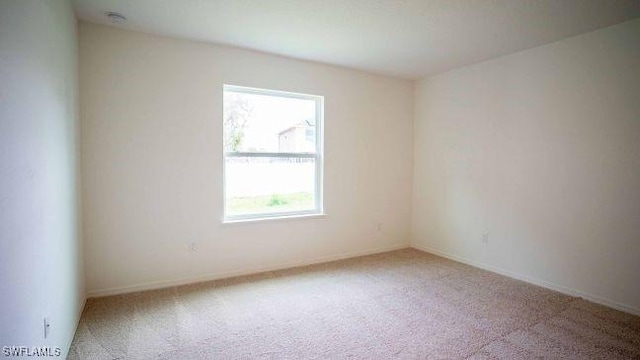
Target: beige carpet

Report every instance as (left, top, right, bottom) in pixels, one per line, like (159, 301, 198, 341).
(68, 249, 640, 359)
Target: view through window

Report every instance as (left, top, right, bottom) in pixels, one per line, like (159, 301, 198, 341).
(223, 85, 323, 220)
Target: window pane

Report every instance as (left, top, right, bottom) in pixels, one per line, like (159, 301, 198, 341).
(225, 156, 316, 216)
(224, 90, 316, 153)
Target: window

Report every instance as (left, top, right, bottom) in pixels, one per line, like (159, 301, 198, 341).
(223, 85, 323, 221)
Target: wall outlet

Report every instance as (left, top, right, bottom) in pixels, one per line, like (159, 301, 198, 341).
(44, 318, 50, 339)
(189, 242, 197, 252)
(482, 232, 489, 244)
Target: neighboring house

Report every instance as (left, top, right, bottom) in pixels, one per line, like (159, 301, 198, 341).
(278, 118, 315, 152)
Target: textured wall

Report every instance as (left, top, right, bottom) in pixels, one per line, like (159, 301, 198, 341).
(0, 0, 84, 356)
(412, 19, 640, 314)
(79, 23, 414, 295)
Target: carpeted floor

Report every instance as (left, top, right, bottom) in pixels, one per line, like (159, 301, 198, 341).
(68, 249, 640, 359)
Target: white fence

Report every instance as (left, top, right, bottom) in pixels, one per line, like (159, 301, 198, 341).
(225, 158, 315, 197)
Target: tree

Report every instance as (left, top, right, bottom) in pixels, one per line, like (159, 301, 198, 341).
(224, 93, 253, 152)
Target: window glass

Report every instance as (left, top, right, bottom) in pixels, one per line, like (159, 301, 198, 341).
(223, 85, 323, 221)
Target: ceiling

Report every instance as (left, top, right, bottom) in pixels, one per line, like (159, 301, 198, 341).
(73, 0, 640, 79)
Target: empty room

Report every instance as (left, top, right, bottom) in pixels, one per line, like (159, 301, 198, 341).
(1, 0, 640, 358)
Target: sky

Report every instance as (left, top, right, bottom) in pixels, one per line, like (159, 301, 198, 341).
(224, 90, 316, 152)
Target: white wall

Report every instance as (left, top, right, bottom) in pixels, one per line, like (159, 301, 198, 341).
(0, 0, 83, 356)
(79, 23, 414, 296)
(412, 19, 640, 314)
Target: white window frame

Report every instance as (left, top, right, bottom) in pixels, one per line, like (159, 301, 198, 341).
(222, 85, 324, 222)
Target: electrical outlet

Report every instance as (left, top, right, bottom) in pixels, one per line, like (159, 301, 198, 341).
(44, 318, 50, 339)
(189, 243, 197, 252)
(482, 232, 489, 244)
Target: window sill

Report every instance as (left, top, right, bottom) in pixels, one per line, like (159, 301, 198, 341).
(222, 213, 327, 226)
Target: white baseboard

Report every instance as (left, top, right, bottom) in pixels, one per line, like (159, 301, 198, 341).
(87, 243, 411, 298)
(411, 243, 640, 317)
(63, 293, 87, 358)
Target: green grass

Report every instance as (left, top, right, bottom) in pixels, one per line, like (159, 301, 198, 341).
(227, 192, 314, 215)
